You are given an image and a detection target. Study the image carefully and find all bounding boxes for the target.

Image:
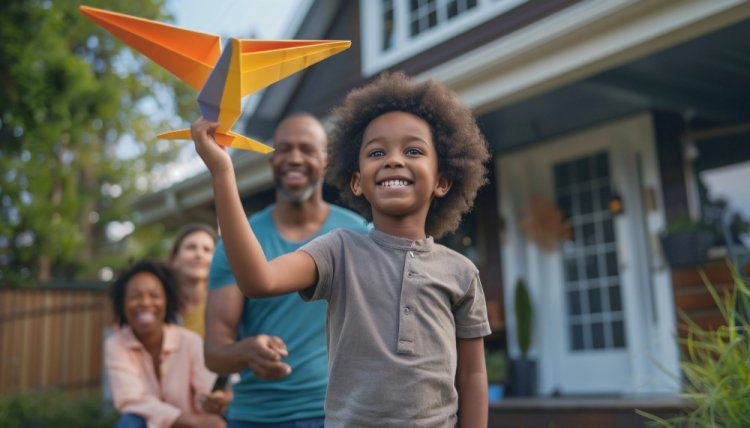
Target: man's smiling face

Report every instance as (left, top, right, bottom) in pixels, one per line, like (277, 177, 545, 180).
(270, 115, 328, 205)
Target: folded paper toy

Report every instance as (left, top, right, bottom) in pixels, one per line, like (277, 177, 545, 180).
(80, 5, 351, 153)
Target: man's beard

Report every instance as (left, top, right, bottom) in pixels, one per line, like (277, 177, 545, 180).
(276, 178, 318, 205)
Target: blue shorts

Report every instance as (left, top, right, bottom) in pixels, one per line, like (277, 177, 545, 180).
(228, 417, 325, 428)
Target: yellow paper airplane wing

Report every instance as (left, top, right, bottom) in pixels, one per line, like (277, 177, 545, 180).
(157, 129, 273, 153)
(238, 40, 352, 97)
(79, 5, 221, 90)
(225, 131, 274, 153)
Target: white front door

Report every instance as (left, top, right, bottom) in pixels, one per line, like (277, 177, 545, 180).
(499, 114, 680, 395)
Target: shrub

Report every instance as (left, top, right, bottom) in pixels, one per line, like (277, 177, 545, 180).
(0, 391, 117, 428)
(638, 266, 750, 427)
(486, 348, 508, 384)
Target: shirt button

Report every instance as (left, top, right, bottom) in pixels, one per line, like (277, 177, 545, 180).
(409, 251, 415, 258)
(403, 307, 411, 315)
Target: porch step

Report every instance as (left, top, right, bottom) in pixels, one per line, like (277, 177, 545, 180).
(489, 395, 688, 428)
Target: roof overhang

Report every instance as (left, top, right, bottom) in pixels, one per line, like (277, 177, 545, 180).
(420, 0, 750, 115)
(132, 151, 272, 226)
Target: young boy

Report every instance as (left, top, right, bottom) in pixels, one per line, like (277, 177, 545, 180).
(192, 72, 491, 427)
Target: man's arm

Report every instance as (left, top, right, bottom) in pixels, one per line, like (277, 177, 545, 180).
(456, 337, 488, 428)
(204, 285, 292, 379)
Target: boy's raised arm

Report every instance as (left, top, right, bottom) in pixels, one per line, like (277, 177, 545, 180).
(191, 117, 317, 297)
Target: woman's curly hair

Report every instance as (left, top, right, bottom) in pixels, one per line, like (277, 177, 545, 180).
(327, 71, 490, 238)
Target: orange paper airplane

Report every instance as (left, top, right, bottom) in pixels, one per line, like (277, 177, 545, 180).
(80, 5, 351, 153)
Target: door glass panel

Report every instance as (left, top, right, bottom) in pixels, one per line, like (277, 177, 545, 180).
(555, 152, 627, 351)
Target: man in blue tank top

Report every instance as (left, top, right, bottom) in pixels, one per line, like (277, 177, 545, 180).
(204, 113, 368, 428)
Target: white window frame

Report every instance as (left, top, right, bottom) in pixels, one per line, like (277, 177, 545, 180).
(360, 0, 527, 76)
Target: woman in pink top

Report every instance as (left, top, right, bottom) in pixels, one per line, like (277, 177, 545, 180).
(106, 260, 229, 428)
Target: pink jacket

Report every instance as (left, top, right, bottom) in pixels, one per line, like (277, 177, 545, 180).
(105, 324, 217, 428)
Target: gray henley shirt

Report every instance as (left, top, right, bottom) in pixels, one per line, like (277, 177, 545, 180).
(300, 228, 491, 427)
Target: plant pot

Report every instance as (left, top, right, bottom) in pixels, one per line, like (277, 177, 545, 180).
(508, 358, 537, 397)
(488, 383, 504, 403)
(660, 230, 714, 268)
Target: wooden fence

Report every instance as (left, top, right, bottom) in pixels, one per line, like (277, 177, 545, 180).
(0, 282, 112, 395)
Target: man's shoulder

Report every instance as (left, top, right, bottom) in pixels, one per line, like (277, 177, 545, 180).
(248, 205, 274, 227)
(326, 204, 368, 231)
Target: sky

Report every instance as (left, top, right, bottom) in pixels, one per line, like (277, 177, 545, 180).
(166, 0, 305, 39)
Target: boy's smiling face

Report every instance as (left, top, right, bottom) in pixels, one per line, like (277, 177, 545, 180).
(350, 111, 451, 236)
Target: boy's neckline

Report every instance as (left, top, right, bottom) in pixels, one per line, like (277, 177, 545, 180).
(369, 228, 435, 252)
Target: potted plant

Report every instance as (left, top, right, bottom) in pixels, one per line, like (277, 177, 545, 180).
(509, 278, 536, 396)
(660, 217, 716, 268)
(485, 348, 507, 402)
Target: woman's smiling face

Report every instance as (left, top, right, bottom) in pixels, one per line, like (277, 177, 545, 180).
(171, 230, 215, 283)
(351, 111, 451, 229)
(124, 271, 167, 337)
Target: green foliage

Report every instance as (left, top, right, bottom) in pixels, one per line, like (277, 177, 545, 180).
(638, 267, 750, 427)
(0, 0, 197, 284)
(0, 391, 118, 428)
(485, 348, 508, 384)
(514, 278, 532, 358)
(665, 216, 715, 235)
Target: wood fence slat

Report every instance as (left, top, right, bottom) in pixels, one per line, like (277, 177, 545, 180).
(0, 285, 110, 395)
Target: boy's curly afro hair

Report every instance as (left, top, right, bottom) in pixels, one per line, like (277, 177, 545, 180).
(327, 71, 490, 239)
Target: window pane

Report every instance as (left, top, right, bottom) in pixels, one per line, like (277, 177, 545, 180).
(409, 0, 438, 37)
(447, 0, 458, 18)
(557, 192, 572, 218)
(598, 184, 611, 211)
(428, 9, 437, 28)
(609, 284, 622, 311)
(588, 287, 602, 314)
(568, 290, 581, 315)
(564, 258, 578, 281)
(603, 219, 615, 243)
(580, 190, 593, 214)
(605, 251, 618, 276)
(381, 0, 395, 50)
(573, 158, 591, 182)
(582, 222, 596, 246)
(699, 159, 750, 247)
(570, 323, 584, 350)
(612, 320, 626, 347)
(591, 322, 605, 349)
(410, 20, 420, 37)
(585, 255, 599, 279)
(593, 152, 609, 179)
(555, 164, 572, 188)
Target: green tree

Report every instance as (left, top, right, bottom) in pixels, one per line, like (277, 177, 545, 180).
(0, 0, 196, 284)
